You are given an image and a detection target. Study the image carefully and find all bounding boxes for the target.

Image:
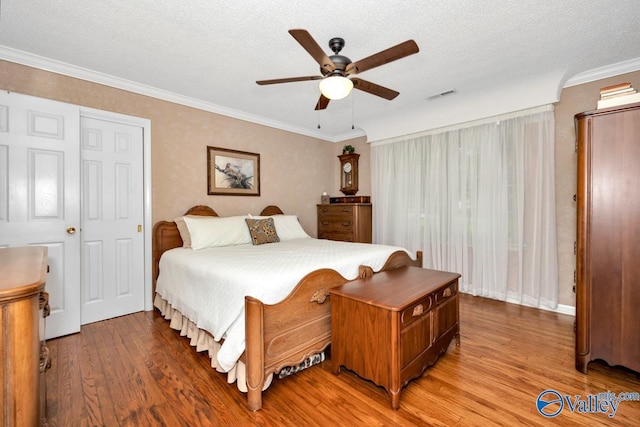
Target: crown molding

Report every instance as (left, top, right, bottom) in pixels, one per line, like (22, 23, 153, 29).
(564, 57, 640, 87)
(0, 45, 364, 143)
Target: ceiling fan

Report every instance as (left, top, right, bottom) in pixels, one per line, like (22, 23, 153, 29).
(256, 29, 419, 110)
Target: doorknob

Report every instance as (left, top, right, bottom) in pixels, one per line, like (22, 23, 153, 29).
(66, 226, 77, 234)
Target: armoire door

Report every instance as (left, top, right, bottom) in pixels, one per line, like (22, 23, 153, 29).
(575, 103, 640, 373)
(0, 91, 81, 338)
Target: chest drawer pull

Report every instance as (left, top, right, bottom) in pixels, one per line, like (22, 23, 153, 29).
(412, 304, 424, 317)
(443, 287, 452, 297)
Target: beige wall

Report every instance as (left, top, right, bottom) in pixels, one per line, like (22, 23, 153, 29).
(0, 60, 367, 236)
(555, 70, 640, 306)
(3, 59, 639, 308)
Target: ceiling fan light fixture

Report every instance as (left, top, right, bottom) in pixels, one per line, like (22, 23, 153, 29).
(319, 76, 353, 100)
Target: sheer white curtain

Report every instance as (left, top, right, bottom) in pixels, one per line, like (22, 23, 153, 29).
(371, 105, 558, 309)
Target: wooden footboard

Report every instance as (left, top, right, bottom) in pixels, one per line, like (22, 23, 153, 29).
(244, 249, 423, 411)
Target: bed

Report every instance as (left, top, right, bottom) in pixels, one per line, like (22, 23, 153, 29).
(152, 205, 422, 410)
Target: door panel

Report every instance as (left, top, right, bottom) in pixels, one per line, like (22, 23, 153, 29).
(80, 117, 144, 324)
(31, 149, 64, 218)
(0, 91, 81, 339)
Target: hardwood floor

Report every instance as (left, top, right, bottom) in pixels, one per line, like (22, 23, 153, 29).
(45, 294, 639, 426)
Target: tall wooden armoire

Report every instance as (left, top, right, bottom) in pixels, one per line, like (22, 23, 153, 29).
(575, 102, 640, 374)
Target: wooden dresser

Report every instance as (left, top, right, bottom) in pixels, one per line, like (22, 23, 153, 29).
(0, 246, 49, 426)
(575, 102, 640, 374)
(330, 266, 460, 409)
(316, 203, 372, 243)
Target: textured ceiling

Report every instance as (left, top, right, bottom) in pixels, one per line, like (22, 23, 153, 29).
(1, 1, 640, 142)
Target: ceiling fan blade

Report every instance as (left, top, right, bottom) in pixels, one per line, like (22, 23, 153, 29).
(256, 75, 323, 85)
(351, 78, 399, 100)
(315, 94, 330, 110)
(289, 29, 336, 73)
(346, 40, 419, 75)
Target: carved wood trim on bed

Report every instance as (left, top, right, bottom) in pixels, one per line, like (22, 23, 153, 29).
(152, 204, 423, 411)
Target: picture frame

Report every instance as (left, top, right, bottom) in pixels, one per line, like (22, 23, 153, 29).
(207, 146, 260, 196)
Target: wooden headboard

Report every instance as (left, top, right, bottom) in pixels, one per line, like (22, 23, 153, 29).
(259, 205, 284, 216)
(152, 204, 285, 292)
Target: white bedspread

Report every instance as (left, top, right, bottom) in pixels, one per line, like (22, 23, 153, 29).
(155, 237, 410, 372)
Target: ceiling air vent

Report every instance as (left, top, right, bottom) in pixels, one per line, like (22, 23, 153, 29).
(426, 89, 457, 100)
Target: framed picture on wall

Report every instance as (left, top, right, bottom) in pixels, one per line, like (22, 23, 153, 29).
(207, 146, 260, 196)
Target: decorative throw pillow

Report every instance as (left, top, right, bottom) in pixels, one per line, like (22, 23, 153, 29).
(245, 218, 280, 245)
(247, 214, 310, 241)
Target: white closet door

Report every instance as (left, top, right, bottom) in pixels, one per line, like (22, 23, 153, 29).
(0, 91, 81, 339)
(80, 117, 144, 324)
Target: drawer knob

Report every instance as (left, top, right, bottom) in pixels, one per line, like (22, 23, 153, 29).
(412, 304, 424, 317)
(443, 288, 452, 297)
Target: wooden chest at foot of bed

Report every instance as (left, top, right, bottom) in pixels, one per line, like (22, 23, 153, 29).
(330, 266, 461, 409)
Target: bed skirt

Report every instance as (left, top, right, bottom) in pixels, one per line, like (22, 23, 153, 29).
(153, 293, 274, 393)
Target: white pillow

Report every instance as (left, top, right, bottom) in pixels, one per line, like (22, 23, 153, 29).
(175, 216, 195, 248)
(249, 214, 309, 241)
(183, 215, 252, 250)
(274, 215, 310, 240)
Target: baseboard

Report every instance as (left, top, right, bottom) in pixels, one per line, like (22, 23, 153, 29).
(505, 297, 575, 316)
(543, 303, 575, 316)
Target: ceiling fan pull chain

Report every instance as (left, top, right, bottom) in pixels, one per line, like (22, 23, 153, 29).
(350, 91, 358, 130)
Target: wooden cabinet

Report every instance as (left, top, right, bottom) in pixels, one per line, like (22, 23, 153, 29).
(330, 267, 460, 409)
(575, 102, 640, 374)
(316, 203, 372, 243)
(0, 246, 49, 426)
